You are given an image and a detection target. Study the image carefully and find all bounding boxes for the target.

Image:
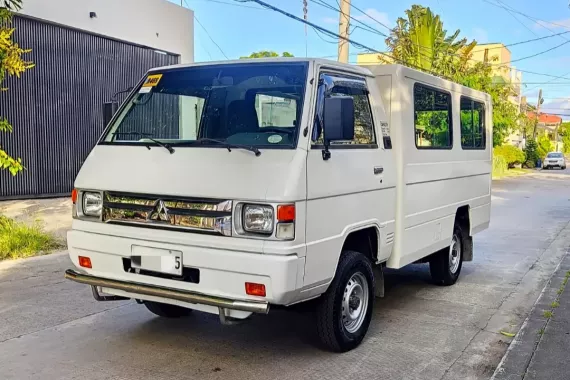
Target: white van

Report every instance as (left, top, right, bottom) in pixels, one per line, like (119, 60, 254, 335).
(65, 59, 492, 352)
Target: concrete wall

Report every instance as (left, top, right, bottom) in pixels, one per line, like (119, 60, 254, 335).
(19, 0, 194, 63)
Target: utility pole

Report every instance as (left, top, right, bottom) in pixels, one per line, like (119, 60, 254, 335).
(337, 0, 351, 63)
(533, 89, 543, 139)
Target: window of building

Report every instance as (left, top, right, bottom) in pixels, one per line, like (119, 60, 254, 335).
(460, 97, 485, 149)
(414, 84, 452, 149)
(313, 80, 376, 146)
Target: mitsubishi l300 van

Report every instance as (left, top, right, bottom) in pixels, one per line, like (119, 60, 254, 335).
(65, 58, 492, 352)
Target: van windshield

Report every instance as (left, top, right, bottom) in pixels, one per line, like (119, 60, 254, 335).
(101, 62, 308, 149)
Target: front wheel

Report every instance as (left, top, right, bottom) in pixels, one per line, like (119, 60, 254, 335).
(144, 301, 193, 318)
(315, 250, 375, 352)
(429, 225, 463, 286)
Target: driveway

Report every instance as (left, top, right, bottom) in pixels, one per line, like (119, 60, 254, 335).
(1, 170, 569, 380)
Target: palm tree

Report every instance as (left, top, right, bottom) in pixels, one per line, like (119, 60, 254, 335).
(384, 5, 475, 80)
(1, 0, 22, 10)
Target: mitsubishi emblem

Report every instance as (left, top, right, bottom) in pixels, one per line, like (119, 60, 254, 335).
(148, 200, 170, 222)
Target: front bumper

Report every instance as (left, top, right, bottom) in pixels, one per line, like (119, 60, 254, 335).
(65, 269, 269, 313)
(66, 229, 305, 313)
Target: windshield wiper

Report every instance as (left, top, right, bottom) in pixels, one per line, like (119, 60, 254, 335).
(112, 131, 175, 154)
(194, 138, 261, 157)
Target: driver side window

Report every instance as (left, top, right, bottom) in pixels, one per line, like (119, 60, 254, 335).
(312, 75, 376, 146)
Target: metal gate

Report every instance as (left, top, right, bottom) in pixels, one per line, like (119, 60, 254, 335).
(0, 16, 180, 199)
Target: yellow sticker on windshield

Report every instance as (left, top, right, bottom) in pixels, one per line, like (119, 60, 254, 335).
(142, 74, 163, 87)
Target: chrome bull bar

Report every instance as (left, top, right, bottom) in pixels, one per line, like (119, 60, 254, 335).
(64, 269, 269, 314)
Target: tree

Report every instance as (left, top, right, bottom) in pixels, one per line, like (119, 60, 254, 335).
(0, 0, 32, 175)
(240, 51, 294, 59)
(384, 5, 520, 146)
(558, 122, 570, 153)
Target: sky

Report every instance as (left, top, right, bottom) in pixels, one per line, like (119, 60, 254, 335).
(175, 0, 570, 119)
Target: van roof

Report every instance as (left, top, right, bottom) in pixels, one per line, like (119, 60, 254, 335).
(149, 58, 373, 76)
(149, 58, 491, 100)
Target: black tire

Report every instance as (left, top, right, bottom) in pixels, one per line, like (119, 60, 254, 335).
(144, 301, 193, 318)
(429, 224, 464, 286)
(315, 250, 375, 352)
(562, 166, 566, 170)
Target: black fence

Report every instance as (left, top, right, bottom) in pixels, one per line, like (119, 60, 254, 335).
(0, 16, 179, 199)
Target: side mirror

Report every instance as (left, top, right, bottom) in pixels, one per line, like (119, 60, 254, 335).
(103, 102, 118, 127)
(323, 96, 355, 143)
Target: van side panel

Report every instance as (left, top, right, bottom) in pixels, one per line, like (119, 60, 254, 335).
(366, 66, 492, 269)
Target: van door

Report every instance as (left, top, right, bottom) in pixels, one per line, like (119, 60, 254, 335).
(303, 70, 396, 289)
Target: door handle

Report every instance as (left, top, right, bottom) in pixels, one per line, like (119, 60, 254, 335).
(374, 166, 384, 175)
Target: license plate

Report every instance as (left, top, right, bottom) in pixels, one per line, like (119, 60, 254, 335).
(131, 246, 183, 276)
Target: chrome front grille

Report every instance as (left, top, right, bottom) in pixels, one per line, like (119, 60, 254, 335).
(102, 192, 232, 235)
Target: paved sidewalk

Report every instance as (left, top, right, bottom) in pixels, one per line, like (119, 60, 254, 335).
(493, 250, 570, 380)
(0, 197, 71, 240)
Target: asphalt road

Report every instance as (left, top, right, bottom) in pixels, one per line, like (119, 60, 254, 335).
(1, 169, 570, 380)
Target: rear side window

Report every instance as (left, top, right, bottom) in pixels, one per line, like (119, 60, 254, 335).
(414, 84, 452, 149)
(460, 97, 485, 149)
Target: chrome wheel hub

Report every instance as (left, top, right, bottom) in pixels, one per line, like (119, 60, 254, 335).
(342, 272, 369, 333)
(449, 234, 461, 274)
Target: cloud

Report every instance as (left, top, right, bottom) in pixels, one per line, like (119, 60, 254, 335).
(471, 28, 489, 43)
(534, 18, 570, 30)
(353, 8, 391, 28)
(322, 8, 391, 28)
(322, 17, 338, 24)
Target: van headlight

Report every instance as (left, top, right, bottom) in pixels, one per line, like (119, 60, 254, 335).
(237, 204, 274, 235)
(82, 192, 103, 217)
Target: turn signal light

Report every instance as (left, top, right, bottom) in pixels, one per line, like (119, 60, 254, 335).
(245, 282, 266, 297)
(71, 189, 78, 204)
(277, 204, 295, 222)
(78, 256, 92, 269)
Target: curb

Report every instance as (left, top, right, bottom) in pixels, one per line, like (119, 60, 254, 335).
(491, 248, 570, 379)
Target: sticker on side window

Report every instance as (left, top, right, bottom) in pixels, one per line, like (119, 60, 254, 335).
(380, 121, 390, 137)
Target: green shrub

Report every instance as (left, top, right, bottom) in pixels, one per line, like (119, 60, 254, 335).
(0, 215, 62, 260)
(492, 155, 507, 178)
(524, 140, 539, 168)
(537, 135, 554, 159)
(494, 145, 525, 168)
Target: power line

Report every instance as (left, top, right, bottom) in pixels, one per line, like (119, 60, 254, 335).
(482, 0, 570, 33)
(193, 0, 266, 9)
(488, 0, 542, 40)
(235, 0, 449, 78)
(234, 0, 570, 82)
(312, 27, 338, 44)
(510, 39, 570, 64)
(189, 11, 229, 59)
(347, 0, 391, 31)
(309, 0, 388, 37)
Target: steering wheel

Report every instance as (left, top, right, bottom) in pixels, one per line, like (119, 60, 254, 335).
(261, 127, 296, 135)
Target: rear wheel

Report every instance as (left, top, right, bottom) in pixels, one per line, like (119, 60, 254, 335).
(315, 250, 375, 352)
(144, 301, 193, 318)
(429, 224, 463, 286)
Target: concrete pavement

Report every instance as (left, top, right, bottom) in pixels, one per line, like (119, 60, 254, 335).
(1, 170, 570, 380)
(493, 248, 570, 380)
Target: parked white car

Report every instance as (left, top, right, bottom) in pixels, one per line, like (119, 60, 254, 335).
(65, 59, 492, 352)
(543, 152, 567, 170)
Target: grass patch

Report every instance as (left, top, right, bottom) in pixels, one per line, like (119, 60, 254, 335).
(0, 215, 63, 260)
(551, 301, 560, 308)
(492, 168, 533, 180)
(543, 310, 554, 319)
